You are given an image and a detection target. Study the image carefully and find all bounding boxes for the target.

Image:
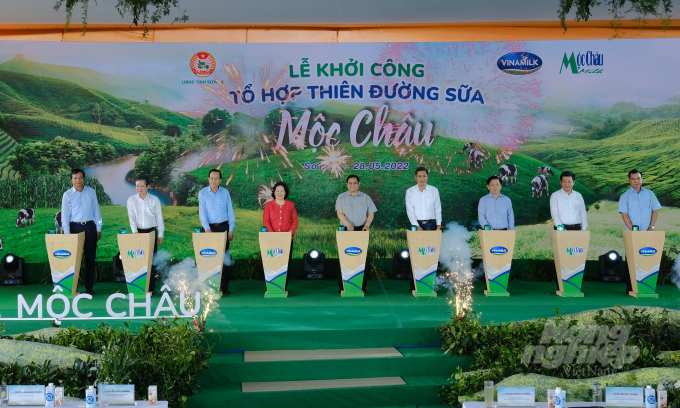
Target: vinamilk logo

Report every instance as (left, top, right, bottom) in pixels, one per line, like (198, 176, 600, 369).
(490, 246, 508, 255)
(200, 249, 217, 258)
(560, 51, 603, 74)
(344, 247, 362, 256)
(496, 52, 542, 75)
(639, 247, 657, 256)
(190, 52, 216, 77)
(54, 250, 71, 259)
(267, 248, 284, 258)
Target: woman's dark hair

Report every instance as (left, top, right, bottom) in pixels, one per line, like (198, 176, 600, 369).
(271, 182, 290, 200)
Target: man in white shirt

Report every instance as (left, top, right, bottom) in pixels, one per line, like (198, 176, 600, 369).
(127, 176, 165, 293)
(549, 171, 587, 231)
(405, 167, 442, 231)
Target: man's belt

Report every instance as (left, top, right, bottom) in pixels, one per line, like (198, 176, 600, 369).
(417, 219, 436, 225)
(209, 220, 229, 228)
(70, 220, 94, 225)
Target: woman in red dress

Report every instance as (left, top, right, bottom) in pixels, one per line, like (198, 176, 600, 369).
(263, 182, 298, 289)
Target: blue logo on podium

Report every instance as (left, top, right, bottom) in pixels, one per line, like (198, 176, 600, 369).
(490, 246, 508, 255)
(345, 247, 362, 256)
(200, 249, 217, 258)
(639, 247, 657, 256)
(54, 250, 71, 259)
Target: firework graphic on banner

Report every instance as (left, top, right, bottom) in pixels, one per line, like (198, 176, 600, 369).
(317, 145, 351, 179)
(374, 41, 542, 160)
(200, 58, 292, 117)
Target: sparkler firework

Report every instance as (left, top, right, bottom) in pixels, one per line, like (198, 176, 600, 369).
(437, 223, 481, 316)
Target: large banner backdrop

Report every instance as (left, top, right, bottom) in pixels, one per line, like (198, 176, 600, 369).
(0, 39, 679, 263)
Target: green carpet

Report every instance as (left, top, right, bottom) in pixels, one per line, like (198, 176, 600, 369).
(1, 279, 679, 407)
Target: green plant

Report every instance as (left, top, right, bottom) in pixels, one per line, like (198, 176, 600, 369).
(557, 0, 673, 33)
(6, 319, 212, 408)
(438, 307, 680, 406)
(54, 0, 189, 37)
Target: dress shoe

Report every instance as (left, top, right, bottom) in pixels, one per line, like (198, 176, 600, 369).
(86, 289, 95, 296)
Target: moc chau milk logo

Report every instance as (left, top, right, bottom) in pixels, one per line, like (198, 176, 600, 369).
(490, 246, 508, 255)
(345, 247, 362, 256)
(639, 247, 657, 256)
(560, 51, 603, 74)
(418, 246, 436, 256)
(566, 247, 584, 256)
(127, 249, 144, 259)
(200, 248, 217, 258)
(497, 52, 542, 75)
(53, 250, 71, 259)
(267, 248, 284, 258)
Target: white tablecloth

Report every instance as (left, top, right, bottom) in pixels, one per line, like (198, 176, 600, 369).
(6, 402, 168, 408)
(464, 402, 604, 408)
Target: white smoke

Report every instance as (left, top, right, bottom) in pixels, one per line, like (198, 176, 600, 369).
(672, 253, 680, 290)
(223, 250, 235, 267)
(437, 222, 479, 314)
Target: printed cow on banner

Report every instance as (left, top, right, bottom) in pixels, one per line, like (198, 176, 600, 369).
(498, 164, 517, 185)
(467, 149, 484, 169)
(54, 211, 63, 234)
(15, 208, 35, 228)
(538, 166, 555, 176)
(462, 142, 477, 154)
(531, 175, 549, 198)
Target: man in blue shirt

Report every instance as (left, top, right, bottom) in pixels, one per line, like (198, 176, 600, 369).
(619, 169, 661, 231)
(198, 169, 235, 295)
(478, 175, 515, 230)
(61, 168, 103, 295)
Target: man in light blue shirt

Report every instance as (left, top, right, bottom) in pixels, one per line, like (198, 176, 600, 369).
(478, 175, 515, 230)
(198, 169, 235, 294)
(61, 168, 103, 295)
(619, 169, 661, 231)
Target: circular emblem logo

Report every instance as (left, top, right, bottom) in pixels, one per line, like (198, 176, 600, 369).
(190, 52, 216, 77)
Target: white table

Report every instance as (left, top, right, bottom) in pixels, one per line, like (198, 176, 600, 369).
(5, 402, 168, 407)
(464, 402, 604, 408)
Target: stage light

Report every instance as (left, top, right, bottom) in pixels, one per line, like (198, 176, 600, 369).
(599, 250, 623, 283)
(112, 252, 126, 283)
(1, 253, 25, 285)
(303, 248, 325, 279)
(393, 248, 411, 280)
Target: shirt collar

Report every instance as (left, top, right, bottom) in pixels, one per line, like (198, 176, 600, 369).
(628, 186, 646, 195)
(488, 193, 505, 199)
(347, 191, 363, 197)
(414, 184, 430, 192)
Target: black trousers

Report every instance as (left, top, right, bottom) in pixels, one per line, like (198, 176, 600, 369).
(554, 224, 582, 231)
(207, 221, 232, 291)
(286, 239, 293, 290)
(337, 226, 368, 292)
(138, 227, 158, 292)
(70, 221, 97, 291)
(409, 219, 437, 291)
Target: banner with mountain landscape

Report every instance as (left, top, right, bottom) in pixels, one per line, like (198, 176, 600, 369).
(0, 39, 678, 264)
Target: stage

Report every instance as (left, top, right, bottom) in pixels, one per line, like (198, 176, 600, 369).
(1, 279, 679, 407)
